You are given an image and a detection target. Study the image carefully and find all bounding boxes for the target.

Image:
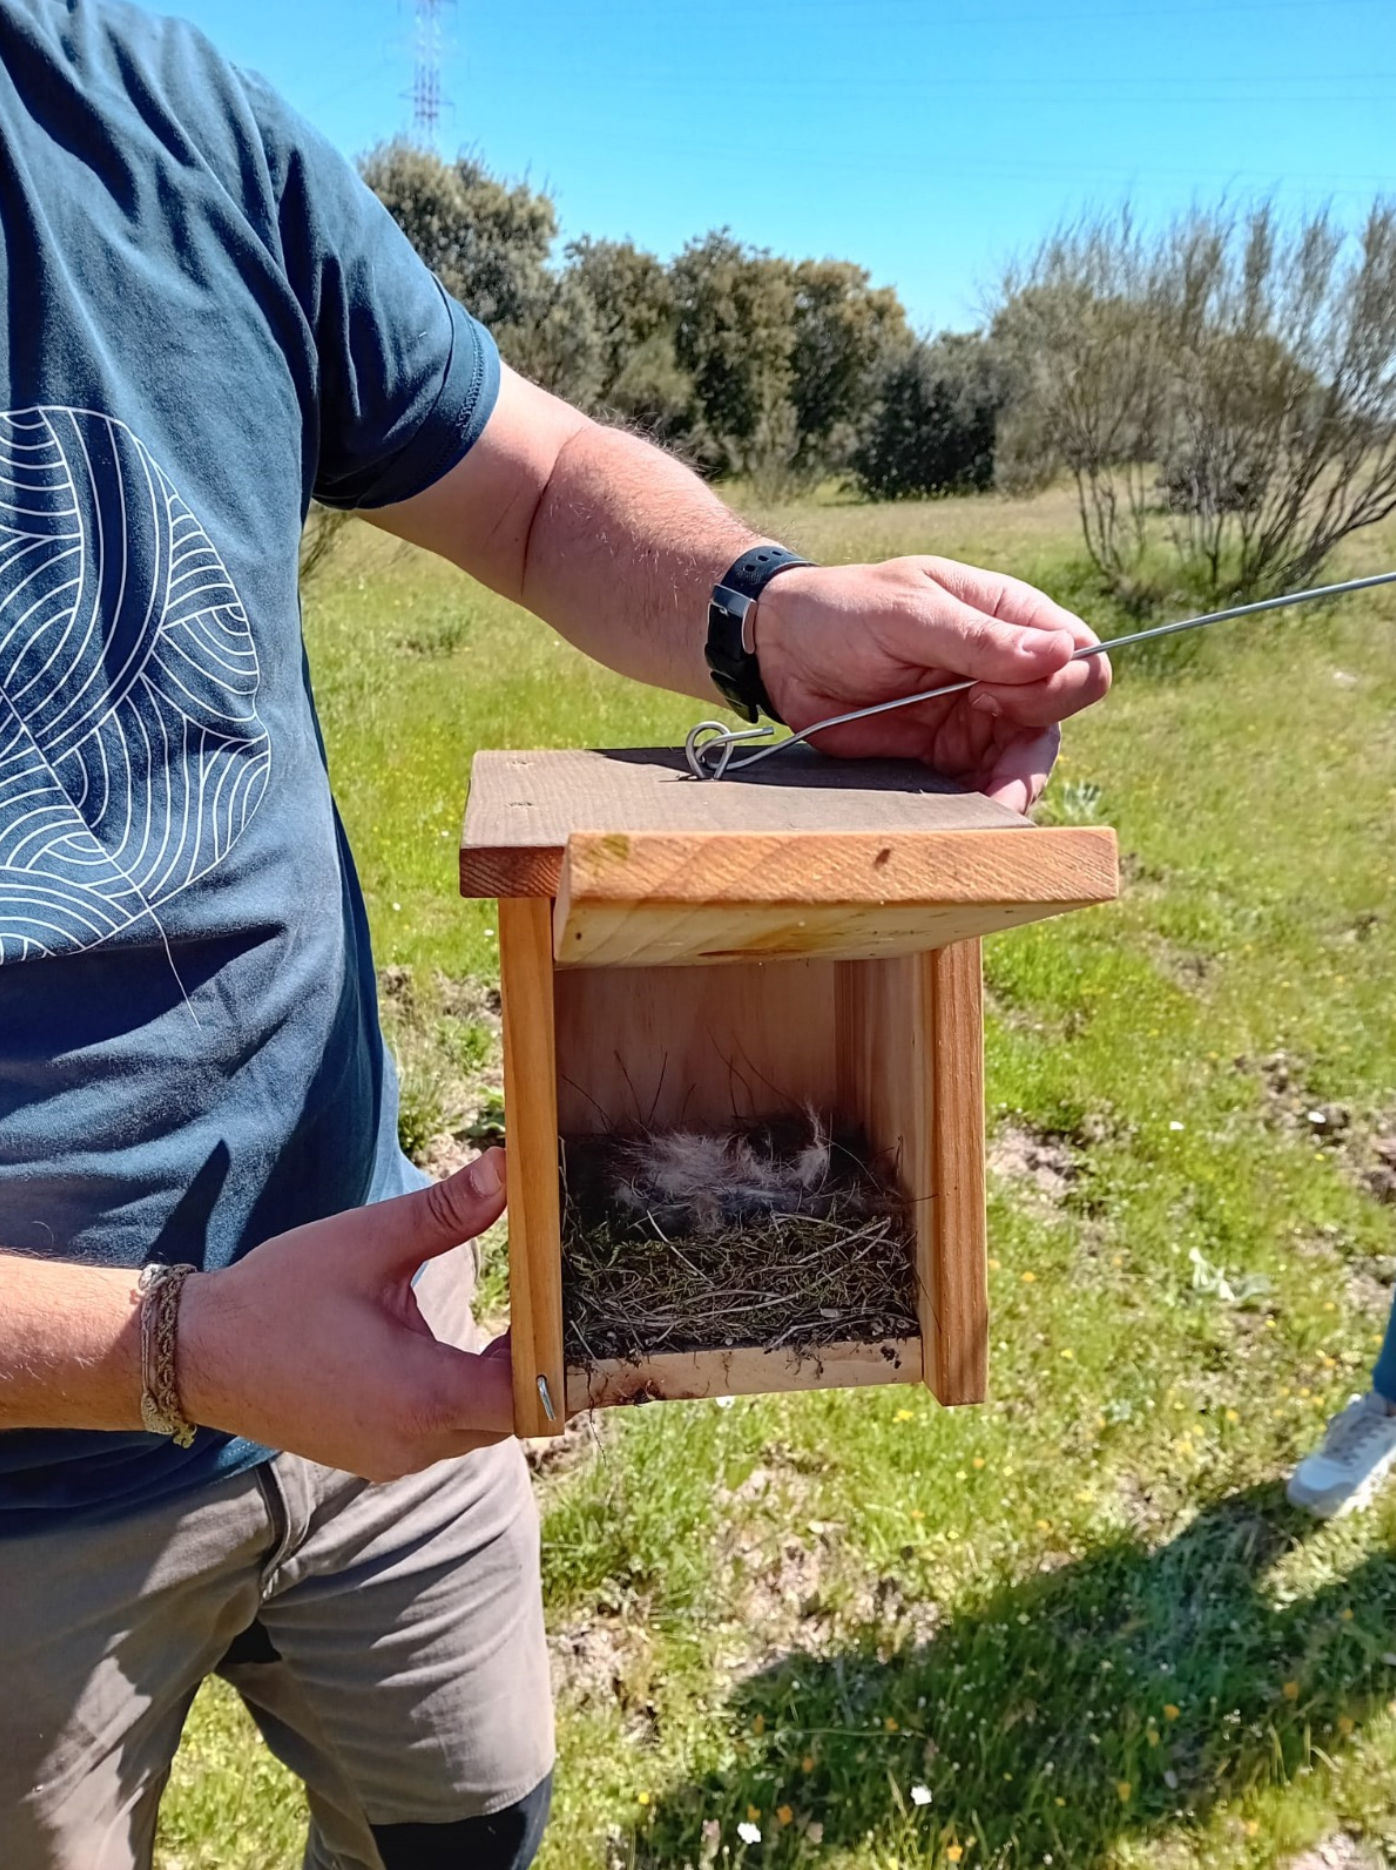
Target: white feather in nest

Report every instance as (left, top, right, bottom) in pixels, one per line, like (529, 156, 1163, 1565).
(565, 1105, 887, 1241)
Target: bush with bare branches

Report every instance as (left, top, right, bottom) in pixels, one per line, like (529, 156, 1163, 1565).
(994, 200, 1396, 602)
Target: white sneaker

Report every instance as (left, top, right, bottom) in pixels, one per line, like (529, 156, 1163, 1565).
(1287, 1391, 1396, 1519)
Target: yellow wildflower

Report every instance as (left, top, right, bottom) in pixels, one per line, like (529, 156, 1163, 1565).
(777, 1805, 794, 1826)
(895, 1408, 915, 1422)
(1282, 1681, 1300, 1701)
(1164, 1704, 1181, 1721)
(1117, 1781, 1132, 1802)
(886, 1717, 900, 1732)
(1022, 1271, 1037, 1284)
(947, 1848, 964, 1864)
(747, 1804, 761, 1823)
(1338, 1715, 1355, 1736)
(801, 1755, 815, 1774)
(752, 1714, 765, 1736)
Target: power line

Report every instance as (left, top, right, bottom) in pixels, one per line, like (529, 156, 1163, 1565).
(478, 63, 1396, 105)
(563, 0, 1392, 22)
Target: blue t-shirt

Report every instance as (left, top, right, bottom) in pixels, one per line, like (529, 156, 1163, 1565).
(0, 0, 500, 1527)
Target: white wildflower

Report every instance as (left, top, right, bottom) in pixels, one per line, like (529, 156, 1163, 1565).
(911, 1784, 933, 1806)
(737, 1819, 762, 1844)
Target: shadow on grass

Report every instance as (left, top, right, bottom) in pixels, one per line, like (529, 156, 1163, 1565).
(633, 1485, 1396, 1866)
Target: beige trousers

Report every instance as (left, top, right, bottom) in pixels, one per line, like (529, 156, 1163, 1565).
(0, 1254, 554, 1870)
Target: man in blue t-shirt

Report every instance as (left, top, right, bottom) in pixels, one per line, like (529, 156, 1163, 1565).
(0, 1, 1111, 1865)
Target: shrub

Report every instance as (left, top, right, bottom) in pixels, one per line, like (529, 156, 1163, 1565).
(851, 333, 1001, 500)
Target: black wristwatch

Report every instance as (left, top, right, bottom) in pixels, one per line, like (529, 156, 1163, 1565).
(705, 545, 814, 724)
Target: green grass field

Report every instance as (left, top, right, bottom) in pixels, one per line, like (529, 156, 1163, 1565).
(154, 488, 1396, 1870)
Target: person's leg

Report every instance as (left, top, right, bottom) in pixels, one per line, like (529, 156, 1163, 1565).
(0, 1471, 272, 1870)
(1288, 1288, 1396, 1517)
(219, 1441, 553, 1870)
(1371, 1290, 1396, 1405)
(217, 1245, 554, 1870)
(365, 1771, 552, 1870)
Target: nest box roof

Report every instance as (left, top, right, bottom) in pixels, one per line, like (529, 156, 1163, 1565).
(460, 745, 1036, 899)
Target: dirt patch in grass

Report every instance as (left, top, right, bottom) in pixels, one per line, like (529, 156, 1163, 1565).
(434, 974, 502, 1028)
(714, 1460, 941, 1676)
(379, 965, 505, 1169)
(1285, 1833, 1387, 1870)
(1240, 1050, 1396, 1211)
(525, 1411, 605, 1481)
(550, 1612, 657, 1723)
(1148, 935, 1216, 991)
(415, 1133, 479, 1179)
(1363, 1123, 1396, 1206)
(1113, 1469, 1167, 1537)
(1118, 848, 1170, 892)
(989, 1122, 1079, 1205)
(1346, 1252, 1396, 1313)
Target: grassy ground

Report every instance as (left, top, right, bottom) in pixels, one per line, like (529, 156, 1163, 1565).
(154, 487, 1396, 1870)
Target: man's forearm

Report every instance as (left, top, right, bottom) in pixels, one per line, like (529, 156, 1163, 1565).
(372, 363, 1112, 805)
(0, 1251, 144, 1432)
(519, 421, 768, 700)
(371, 370, 772, 705)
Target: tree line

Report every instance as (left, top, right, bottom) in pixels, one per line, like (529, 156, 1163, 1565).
(360, 142, 1396, 603)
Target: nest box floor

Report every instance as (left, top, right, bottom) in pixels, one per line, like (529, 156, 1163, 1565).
(559, 1113, 920, 1365)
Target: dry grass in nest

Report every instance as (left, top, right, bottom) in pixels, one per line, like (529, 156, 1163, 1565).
(559, 1116, 918, 1365)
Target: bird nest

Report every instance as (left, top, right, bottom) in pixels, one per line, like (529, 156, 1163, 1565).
(559, 1110, 919, 1365)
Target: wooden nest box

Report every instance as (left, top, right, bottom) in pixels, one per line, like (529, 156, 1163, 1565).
(461, 747, 1118, 1437)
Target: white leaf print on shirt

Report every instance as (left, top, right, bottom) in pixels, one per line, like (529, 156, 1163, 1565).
(0, 407, 270, 963)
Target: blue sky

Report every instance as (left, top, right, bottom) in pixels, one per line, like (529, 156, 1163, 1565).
(173, 0, 1394, 331)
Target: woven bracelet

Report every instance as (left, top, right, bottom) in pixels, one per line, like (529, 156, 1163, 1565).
(136, 1262, 199, 1448)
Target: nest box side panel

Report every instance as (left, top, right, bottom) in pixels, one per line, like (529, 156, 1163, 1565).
(836, 942, 988, 1406)
(552, 959, 838, 1135)
(926, 941, 988, 1404)
(497, 897, 566, 1438)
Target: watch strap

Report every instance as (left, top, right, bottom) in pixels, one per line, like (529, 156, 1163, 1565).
(706, 546, 813, 724)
